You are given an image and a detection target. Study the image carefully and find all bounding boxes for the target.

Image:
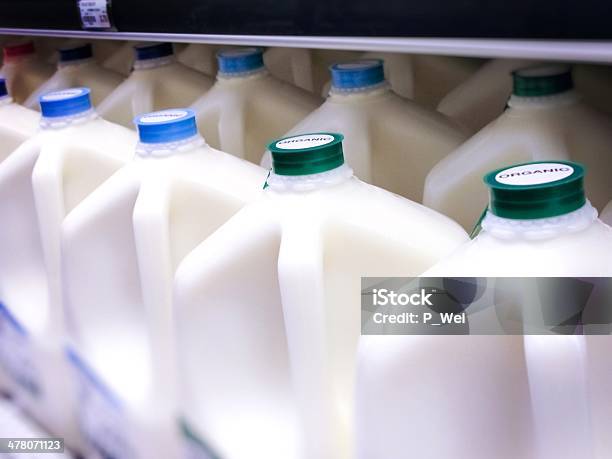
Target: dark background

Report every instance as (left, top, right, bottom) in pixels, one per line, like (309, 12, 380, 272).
(0, 0, 610, 39)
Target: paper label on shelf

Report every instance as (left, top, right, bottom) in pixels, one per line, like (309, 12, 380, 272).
(0, 302, 40, 396)
(180, 419, 220, 459)
(66, 347, 133, 459)
(77, 0, 112, 29)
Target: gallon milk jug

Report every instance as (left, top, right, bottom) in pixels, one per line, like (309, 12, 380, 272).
(0, 87, 136, 453)
(438, 59, 612, 133)
(261, 60, 467, 202)
(98, 42, 213, 129)
(101, 40, 137, 76)
(424, 64, 612, 231)
(61, 109, 266, 459)
(0, 41, 54, 104)
(0, 77, 39, 163)
(357, 161, 612, 459)
(174, 132, 468, 459)
(24, 43, 124, 109)
(177, 43, 219, 76)
(191, 47, 321, 164)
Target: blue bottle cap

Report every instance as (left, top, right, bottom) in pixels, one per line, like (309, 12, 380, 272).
(59, 43, 93, 63)
(39, 88, 92, 118)
(134, 42, 174, 61)
(134, 109, 198, 143)
(0, 78, 8, 98)
(330, 59, 385, 90)
(217, 47, 264, 75)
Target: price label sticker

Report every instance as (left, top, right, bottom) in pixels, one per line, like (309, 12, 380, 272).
(78, 0, 112, 30)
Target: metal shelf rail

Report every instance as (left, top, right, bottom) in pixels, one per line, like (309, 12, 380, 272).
(0, 0, 611, 62)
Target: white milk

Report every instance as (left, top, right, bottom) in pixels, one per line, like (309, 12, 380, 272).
(261, 60, 467, 202)
(0, 77, 39, 163)
(191, 47, 321, 164)
(177, 43, 219, 76)
(424, 65, 612, 231)
(0, 41, 54, 104)
(357, 161, 612, 459)
(61, 109, 266, 459)
(98, 42, 213, 129)
(0, 88, 136, 453)
(101, 41, 137, 76)
(174, 133, 468, 459)
(24, 43, 124, 110)
(438, 59, 612, 133)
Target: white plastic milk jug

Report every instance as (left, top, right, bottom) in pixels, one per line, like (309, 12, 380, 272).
(261, 59, 467, 201)
(0, 77, 39, 163)
(174, 132, 468, 459)
(0, 87, 136, 453)
(0, 41, 54, 104)
(98, 42, 213, 129)
(191, 47, 322, 164)
(61, 108, 266, 459)
(357, 161, 612, 459)
(24, 43, 124, 109)
(424, 64, 612, 231)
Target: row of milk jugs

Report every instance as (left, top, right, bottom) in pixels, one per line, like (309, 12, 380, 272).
(1, 39, 612, 459)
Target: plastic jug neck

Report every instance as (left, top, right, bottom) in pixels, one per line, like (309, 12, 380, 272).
(508, 90, 580, 110)
(133, 55, 175, 70)
(3, 41, 36, 63)
(133, 42, 176, 70)
(58, 43, 94, 68)
(481, 201, 597, 240)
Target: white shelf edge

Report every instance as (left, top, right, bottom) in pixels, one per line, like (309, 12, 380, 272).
(1, 28, 612, 63)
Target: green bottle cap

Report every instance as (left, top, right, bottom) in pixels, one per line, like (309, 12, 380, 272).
(512, 64, 573, 97)
(484, 161, 586, 220)
(268, 133, 345, 176)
